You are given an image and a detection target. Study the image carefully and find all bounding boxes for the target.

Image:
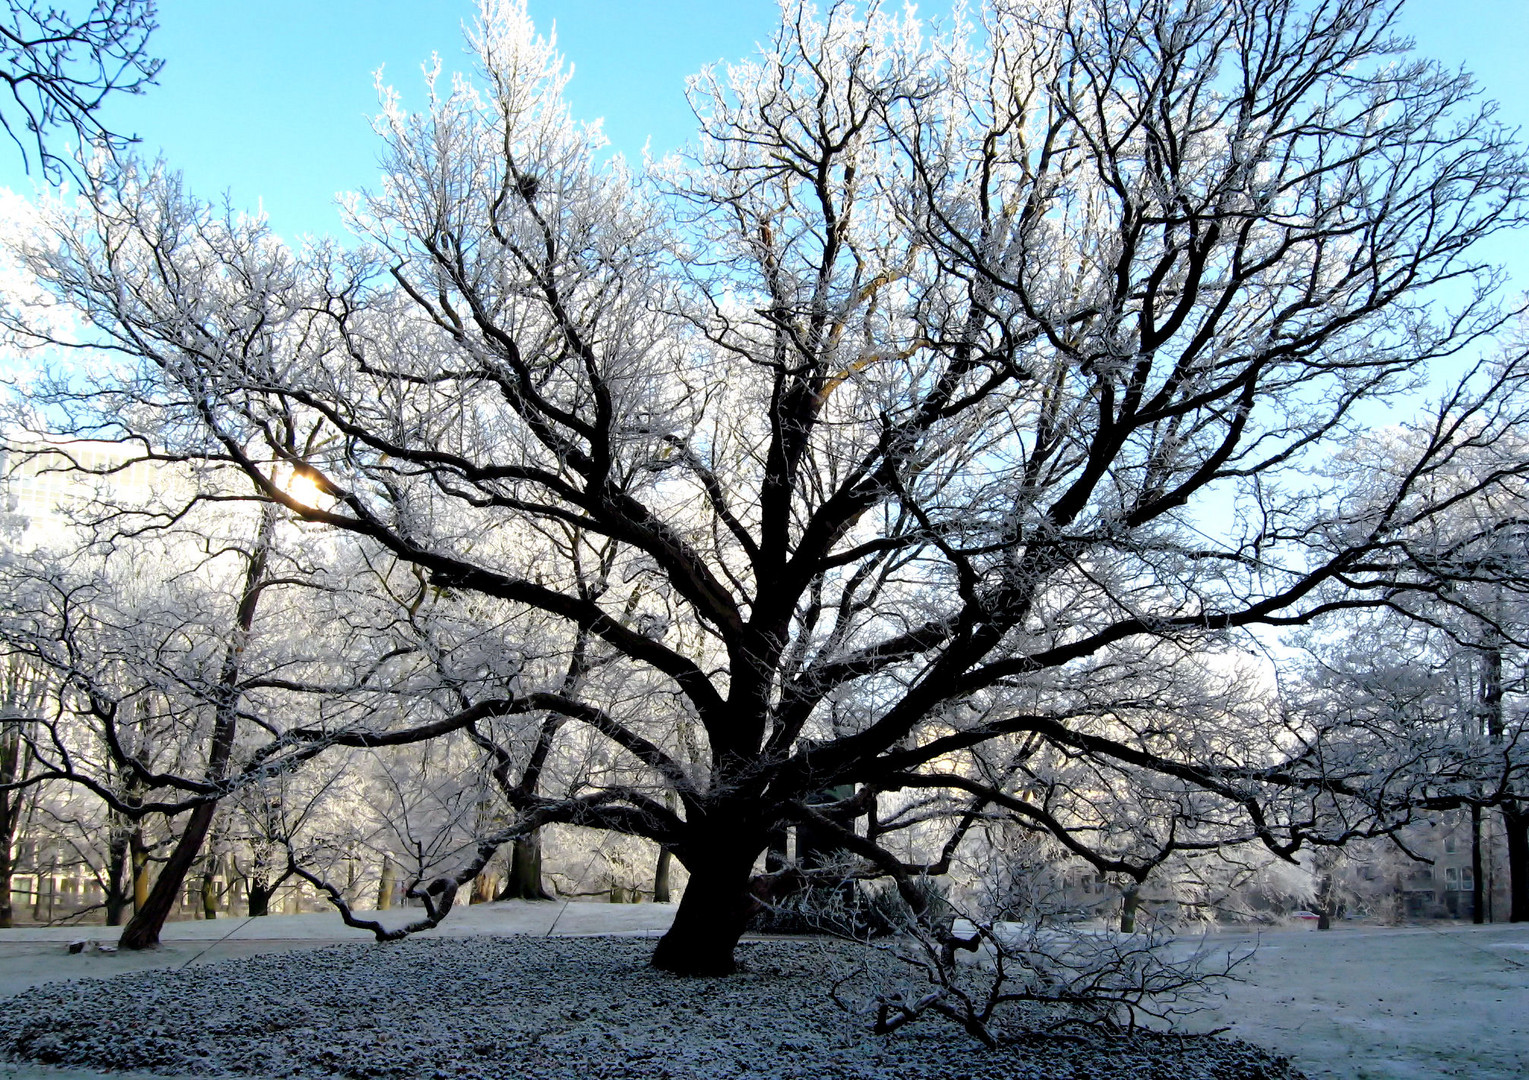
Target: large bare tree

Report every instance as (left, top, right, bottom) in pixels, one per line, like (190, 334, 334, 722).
(6, 0, 1529, 974)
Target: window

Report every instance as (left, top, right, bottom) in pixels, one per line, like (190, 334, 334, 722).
(1444, 836, 1457, 854)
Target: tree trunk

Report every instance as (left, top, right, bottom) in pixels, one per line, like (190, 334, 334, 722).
(130, 829, 151, 912)
(654, 846, 673, 904)
(1472, 804, 1485, 924)
(1315, 870, 1336, 931)
(651, 843, 759, 975)
(0, 663, 44, 929)
(120, 802, 217, 949)
(201, 852, 221, 920)
(0, 833, 12, 929)
(1120, 882, 1141, 934)
(654, 786, 677, 904)
(1504, 804, 1529, 923)
(1480, 643, 1523, 921)
(103, 818, 132, 925)
(471, 871, 497, 904)
(247, 873, 278, 917)
(376, 855, 395, 910)
(497, 833, 552, 901)
(0, 720, 31, 929)
(33, 862, 52, 922)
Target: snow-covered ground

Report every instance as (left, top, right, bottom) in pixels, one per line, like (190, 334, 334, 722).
(0, 904, 1522, 1079)
(1187, 922, 1528, 1079)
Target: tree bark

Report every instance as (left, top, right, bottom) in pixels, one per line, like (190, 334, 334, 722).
(103, 816, 132, 925)
(1120, 882, 1141, 934)
(0, 720, 31, 928)
(0, 833, 12, 929)
(376, 854, 395, 910)
(1478, 642, 1527, 922)
(1315, 872, 1335, 931)
(33, 861, 51, 922)
(651, 842, 759, 975)
(247, 872, 280, 917)
(119, 803, 216, 948)
(201, 852, 221, 920)
(130, 829, 151, 912)
(1472, 804, 1485, 924)
(654, 846, 673, 904)
(1504, 804, 1529, 923)
(0, 660, 45, 929)
(497, 833, 552, 901)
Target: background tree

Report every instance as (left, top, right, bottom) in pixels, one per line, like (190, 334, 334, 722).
(0, 651, 45, 926)
(1290, 412, 1529, 921)
(0, 448, 467, 940)
(5, 0, 1528, 975)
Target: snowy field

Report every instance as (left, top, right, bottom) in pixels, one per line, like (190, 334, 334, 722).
(0, 903, 1521, 1079)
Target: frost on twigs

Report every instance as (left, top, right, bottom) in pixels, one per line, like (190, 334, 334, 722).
(831, 875, 1248, 1048)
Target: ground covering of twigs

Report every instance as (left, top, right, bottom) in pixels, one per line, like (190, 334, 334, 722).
(0, 937, 1306, 1080)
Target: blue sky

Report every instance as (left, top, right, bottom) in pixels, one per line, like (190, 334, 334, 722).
(0, 0, 1524, 275)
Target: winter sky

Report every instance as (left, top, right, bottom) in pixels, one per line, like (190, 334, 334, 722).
(0, 0, 1523, 282)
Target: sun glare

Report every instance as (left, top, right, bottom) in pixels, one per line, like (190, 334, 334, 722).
(284, 470, 323, 508)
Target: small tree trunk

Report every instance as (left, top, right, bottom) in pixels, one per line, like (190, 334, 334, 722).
(247, 874, 278, 917)
(1315, 871, 1335, 931)
(32, 860, 50, 922)
(201, 853, 221, 920)
(1504, 804, 1529, 923)
(651, 842, 759, 975)
(1119, 882, 1141, 933)
(130, 830, 151, 913)
(376, 855, 395, 910)
(0, 834, 13, 928)
(1472, 804, 1485, 924)
(120, 802, 217, 949)
(654, 846, 673, 904)
(0, 721, 30, 929)
(497, 833, 552, 901)
(103, 822, 132, 926)
(471, 871, 497, 904)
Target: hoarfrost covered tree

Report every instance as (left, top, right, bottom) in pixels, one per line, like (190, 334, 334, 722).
(0, 485, 290, 944)
(0, 456, 519, 943)
(1289, 410, 1529, 921)
(5, 0, 1529, 975)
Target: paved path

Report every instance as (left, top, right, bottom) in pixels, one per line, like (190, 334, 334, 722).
(0, 907, 1525, 1079)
